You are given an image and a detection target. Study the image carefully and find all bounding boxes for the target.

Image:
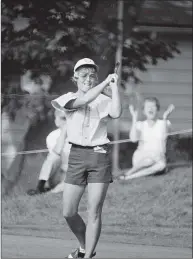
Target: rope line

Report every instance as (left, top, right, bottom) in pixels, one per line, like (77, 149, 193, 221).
(1, 128, 192, 157)
(109, 128, 192, 145)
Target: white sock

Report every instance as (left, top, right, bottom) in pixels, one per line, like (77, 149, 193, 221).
(79, 247, 85, 253)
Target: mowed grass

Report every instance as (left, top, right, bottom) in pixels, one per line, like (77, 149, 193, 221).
(2, 154, 192, 248)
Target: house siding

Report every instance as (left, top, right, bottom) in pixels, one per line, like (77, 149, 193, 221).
(116, 40, 192, 134)
(137, 41, 192, 131)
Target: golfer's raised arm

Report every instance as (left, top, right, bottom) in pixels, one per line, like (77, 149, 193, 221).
(65, 75, 115, 109)
(51, 75, 116, 111)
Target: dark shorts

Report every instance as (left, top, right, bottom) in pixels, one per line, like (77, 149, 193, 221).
(65, 144, 113, 185)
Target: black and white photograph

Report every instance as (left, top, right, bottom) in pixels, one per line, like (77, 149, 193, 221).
(1, 0, 192, 258)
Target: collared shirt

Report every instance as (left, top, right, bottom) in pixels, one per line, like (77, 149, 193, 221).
(51, 92, 112, 146)
(46, 128, 71, 171)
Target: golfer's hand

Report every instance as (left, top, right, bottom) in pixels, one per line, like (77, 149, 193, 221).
(163, 104, 175, 120)
(105, 73, 118, 85)
(129, 104, 138, 120)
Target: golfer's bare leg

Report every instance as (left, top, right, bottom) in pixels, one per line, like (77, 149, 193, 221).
(85, 183, 109, 258)
(63, 183, 86, 249)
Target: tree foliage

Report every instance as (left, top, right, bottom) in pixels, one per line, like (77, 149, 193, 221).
(2, 0, 100, 120)
(1, 0, 181, 121)
(2, 0, 98, 78)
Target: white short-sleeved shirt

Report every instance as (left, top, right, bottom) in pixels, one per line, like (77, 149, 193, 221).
(51, 92, 112, 146)
(135, 119, 171, 157)
(46, 129, 71, 171)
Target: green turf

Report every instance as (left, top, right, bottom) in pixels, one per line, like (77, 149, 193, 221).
(2, 156, 192, 248)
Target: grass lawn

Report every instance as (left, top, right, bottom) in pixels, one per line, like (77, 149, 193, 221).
(2, 154, 192, 248)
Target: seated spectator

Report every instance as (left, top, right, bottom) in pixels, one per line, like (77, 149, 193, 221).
(118, 97, 175, 180)
(27, 110, 71, 195)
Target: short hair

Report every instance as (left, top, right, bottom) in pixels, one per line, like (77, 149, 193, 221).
(144, 97, 160, 110)
(72, 65, 98, 84)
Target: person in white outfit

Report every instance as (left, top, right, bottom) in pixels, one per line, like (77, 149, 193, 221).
(118, 97, 175, 180)
(27, 110, 71, 195)
(51, 58, 121, 258)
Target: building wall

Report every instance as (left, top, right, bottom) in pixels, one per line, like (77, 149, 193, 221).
(138, 41, 192, 131)
(117, 38, 192, 134)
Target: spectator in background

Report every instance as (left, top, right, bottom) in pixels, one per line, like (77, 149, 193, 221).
(118, 97, 175, 180)
(27, 110, 71, 195)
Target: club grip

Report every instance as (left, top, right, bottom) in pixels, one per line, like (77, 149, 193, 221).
(111, 62, 120, 82)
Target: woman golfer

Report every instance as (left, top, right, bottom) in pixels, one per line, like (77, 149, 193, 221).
(52, 58, 121, 258)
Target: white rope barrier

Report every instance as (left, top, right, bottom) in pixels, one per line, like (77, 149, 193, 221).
(1, 149, 49, 156)
(1, 128, 192, 157)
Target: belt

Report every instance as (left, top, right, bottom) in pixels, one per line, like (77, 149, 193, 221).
(69, 143, 108, 149)
(69, 143, 96, 149)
